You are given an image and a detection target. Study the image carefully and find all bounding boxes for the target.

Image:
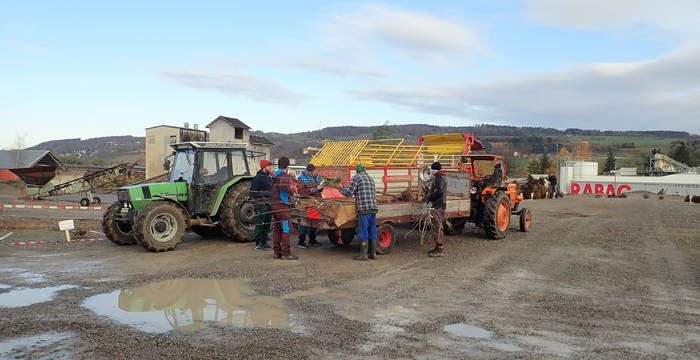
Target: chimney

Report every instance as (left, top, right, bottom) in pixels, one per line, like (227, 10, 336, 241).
(193, 124, 199, 130)
(184, 122, 190, 128)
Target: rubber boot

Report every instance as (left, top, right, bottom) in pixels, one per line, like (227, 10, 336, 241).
(354, 240, 368, 261)
(368, 238, 377, 260)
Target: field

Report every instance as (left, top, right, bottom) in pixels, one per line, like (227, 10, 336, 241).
(1, 194, 698, 359)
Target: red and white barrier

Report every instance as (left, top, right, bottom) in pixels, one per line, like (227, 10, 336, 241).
(2, 237, 107, 246)
(0, 204, 108, 210)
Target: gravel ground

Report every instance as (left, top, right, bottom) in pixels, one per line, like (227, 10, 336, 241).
(0, 193, 698, 359)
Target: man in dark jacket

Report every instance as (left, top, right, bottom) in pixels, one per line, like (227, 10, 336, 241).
(297, 164, 323, 248)
(271, 157, 298, 260)
(426, 162, 447, 257)
(250, 159, 273, 250)
(338, 164, 378, 260)
(547, 173, 558, 199)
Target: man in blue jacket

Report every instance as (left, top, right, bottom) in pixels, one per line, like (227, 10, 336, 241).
(250, 159, 273, 250)
(297, 164, 323, 248)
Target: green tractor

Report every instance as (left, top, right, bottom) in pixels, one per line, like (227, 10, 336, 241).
(102, 142, 260, 252)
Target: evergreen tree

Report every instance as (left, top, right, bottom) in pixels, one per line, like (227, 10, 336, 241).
(603, 151, 616, 173)
(539, 153, 551, 173)
(670, 141, 690, 165)
(527, 159, 541, 174)
(371, 121, 392, 140)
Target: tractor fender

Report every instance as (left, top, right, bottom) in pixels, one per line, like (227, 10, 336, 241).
(209, 176, 252, 216)
(146, 198, 191, 227)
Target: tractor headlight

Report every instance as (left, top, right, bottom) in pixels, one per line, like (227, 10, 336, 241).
(117, 189, 131, 201)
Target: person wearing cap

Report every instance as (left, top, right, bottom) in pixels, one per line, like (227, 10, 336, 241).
(426, 162, 447, 257)
(250, 159, 273, 250)
(297, 163, 324, 248)
(338, 164, 378, 261)
(270, 157, 299, 260)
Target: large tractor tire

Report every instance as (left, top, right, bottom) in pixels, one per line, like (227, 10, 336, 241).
(219, 181, 255, 242)
(102, 201, 136, 245)
(483, 191, 511, 240)
(134, 201, 187, 252)
(191, 225, 224, 238)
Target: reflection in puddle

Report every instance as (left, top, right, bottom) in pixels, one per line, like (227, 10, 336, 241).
(284, 287, 351, 299)
(0, 285, 77, 308)
(0, 332, 74, 359)
(444, 323, 492, 339)
(83, 278, 303, 334)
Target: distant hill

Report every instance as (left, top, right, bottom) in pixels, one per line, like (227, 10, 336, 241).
(27, 126, 696, 168)
(29, 136, 145, 164)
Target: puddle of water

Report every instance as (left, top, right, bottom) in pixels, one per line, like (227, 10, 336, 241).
(444, 323, 492, 339)
(83, 278, 303, 334)
(0, 285, 78, 308)
(516, 335, 581, 356)
(0, 332, 74, 359)
(0, 284, 11, 289)
(284, 287, 351, 300)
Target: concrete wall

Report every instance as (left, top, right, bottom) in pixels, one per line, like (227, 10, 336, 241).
(145, 127, 180, 179)
(249, 143, 271, 161)
(567, 174, 700, 196)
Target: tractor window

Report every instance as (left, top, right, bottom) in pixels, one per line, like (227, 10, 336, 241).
(230, 150, 249, 176)
(472, 160, 494, 177)
(169, 149, 195, 184)
(199, 151, 230, 185)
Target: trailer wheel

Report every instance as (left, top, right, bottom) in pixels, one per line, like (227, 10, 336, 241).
(80, 198, 90, 206)
(134, 201, 186, 252)
(328, 229, 354, 246)
(444, 218, 466, 235)
(102, 201, 136, 245)
(484, 191, 510, 240)
(191, 225, 224, 238)
(376, 223, 396, 255)
(219, 181, 255, 242)
(519, 208, 531, 232)
(92, 197, 101, 205)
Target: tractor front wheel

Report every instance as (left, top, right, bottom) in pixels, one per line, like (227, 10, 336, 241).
(219, 181, 255, 242)
(134, 201, 186, 252)
(484, 191, 510, 240)
(102, 201, 136, 245)
(519, 207, 532, 232)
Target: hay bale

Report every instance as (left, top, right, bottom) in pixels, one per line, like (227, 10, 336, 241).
(692, 195, 700, 204)
(684, 195, 691, 202)
(658, 195, 665, 200)
(643, 193, 650, 199)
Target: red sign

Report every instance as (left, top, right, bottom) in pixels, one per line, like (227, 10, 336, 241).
(571, 182, 631, 195)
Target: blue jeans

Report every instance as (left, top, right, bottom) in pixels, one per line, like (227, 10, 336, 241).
(357, 213, 377, 241)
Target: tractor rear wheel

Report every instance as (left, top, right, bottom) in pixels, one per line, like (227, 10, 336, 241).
(219, 181, 255, 242)
(134, 201, 186, 252)
(328, 228, 355, 246)
(191, 225, 224, 238)
(484, 191, 510, 239)
(102, 201, 136, 245)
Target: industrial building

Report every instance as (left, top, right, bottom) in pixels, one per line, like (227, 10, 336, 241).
(145, 116, 273, 179)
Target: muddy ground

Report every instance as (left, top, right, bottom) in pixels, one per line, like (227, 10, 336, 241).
(0, 194, 698, 359)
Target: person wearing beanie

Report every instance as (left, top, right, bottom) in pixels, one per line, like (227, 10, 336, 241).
(426, 161, 447, 257)
(250, 159, 274, 250)
(338, 164, 379, 261)
(297, 163, 324, 248)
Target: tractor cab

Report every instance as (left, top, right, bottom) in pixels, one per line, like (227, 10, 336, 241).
(167, 142, 261, 214)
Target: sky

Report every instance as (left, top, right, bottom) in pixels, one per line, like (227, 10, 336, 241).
(2, 0, 699, 148)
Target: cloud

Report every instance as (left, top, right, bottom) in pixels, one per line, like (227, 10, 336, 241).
(281, 3, 486, 76)
(524, 0, 700, 35)
(154, 67, 306, 105)
(349, 45, 700, 133)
